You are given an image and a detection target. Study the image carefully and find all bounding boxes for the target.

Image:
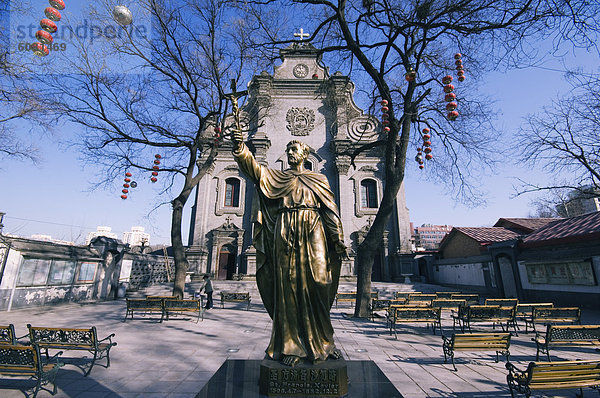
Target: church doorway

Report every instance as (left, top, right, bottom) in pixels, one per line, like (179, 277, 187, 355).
(217, 245, 236, 280)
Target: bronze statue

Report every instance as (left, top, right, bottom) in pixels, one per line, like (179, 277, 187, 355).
(231, 130, 347, 367)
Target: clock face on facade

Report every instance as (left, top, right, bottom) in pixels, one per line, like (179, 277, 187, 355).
(293, 63, 309, 78)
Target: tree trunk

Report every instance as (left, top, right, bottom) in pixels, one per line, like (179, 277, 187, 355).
(171, 195, 190, 299)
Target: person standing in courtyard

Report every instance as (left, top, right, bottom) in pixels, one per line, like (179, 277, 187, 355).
(199, 274, 213, 309)
(231, 128, 348, 367)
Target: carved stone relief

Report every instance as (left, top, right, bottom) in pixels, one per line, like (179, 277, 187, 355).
(286, 107, 315, 136)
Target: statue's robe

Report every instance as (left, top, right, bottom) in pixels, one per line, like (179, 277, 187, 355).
(234, 144, 344, 362)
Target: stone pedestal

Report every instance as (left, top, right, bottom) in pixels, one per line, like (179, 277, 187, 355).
(259, 358, 348, 397)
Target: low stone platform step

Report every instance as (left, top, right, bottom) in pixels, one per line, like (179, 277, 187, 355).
(196, 359, 402, 398)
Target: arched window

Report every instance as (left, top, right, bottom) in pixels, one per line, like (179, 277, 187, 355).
(360, 179, 378, 208)
(303, 160, 313, 171)
(224, 178, 240, 207)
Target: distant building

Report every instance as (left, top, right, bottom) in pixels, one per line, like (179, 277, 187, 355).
(85, 226, 118, 245)
(414, 224, 453, 250)
(30, 234, 75, 246)
(122, 226, 150, 247)
(562, 188, 600, 217)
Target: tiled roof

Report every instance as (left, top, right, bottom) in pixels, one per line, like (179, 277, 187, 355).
(493, 218, 559, 233)
(453, 227, 521, 243)
(521, 211, 600, 247)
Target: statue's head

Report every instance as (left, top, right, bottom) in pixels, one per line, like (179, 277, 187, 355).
(286, 140, 310, 166)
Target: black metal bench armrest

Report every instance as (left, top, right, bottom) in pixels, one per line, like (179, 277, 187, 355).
(47, 350, 64, 362)
(441, 334, 451, 344)
(505, 361, 526, 377)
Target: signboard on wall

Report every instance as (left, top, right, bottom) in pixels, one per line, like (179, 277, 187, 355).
(525, 261, 596, 286)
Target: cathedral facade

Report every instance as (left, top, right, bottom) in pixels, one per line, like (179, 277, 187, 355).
(187, 42, 412, 281)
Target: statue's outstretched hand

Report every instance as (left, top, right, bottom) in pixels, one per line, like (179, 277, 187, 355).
(231, 129, 243, 151)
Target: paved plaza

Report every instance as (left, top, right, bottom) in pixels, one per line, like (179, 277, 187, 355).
(1, 281, 599, 397)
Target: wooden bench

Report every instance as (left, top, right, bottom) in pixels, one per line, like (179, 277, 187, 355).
(0, 344, 63, 397)
(369, 298, 406, 321)
(515, 303, 553, 332)
(220, 292, 251, 310)
(124, 297, 165, 320)
(334, 291, 378, 308)
(506, 359, 600, 397)
(451, 294, 479, 305)
(162, 299, 203, 323)
(0, 324, 17, 345)
(452, 305, 515, 333)
(524, 307, 581, 333)
(442, 332, 511, 371)
(408, 293, 437, 302)
(485, 298, 518, 307)
(533, 324, 600, 361)
(27, 324, 117, 376)
(394, 292, 412, 300)
(388, 306, 442, 338)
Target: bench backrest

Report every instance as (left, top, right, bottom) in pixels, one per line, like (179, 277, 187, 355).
(527, 360, 600, 386)
(391, 307, 441, 321)
(516, 303, 553, 316)
(408, 293, 437, 301)
(546, 324, 600, 342)
(371, 299, 406, 311)
(0, 325, 16, 345)
(164, 299, 202, 310)
(0, 344, 41, 373)
(484, 298, 518, 307)
(533, 307, 580, 321)
(28, 324, 96, 347)
(221, 292, 250, 300)
(466, 305, 501, 320)
(432, 299, 466, 309)
(127, 298, 162, 309)
(394, 292, 412, 300)
(435, 292, 461, 299)
(146, 295, 178, 300)
(451, 294, 479, 305)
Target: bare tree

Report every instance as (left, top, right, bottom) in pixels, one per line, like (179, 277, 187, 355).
(516, 73, 600, 200)
(34, 0, 267, 298)
(244, 0, 600, 316)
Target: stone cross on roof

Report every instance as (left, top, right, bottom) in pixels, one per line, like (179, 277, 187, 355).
(294, 28, 310, 41)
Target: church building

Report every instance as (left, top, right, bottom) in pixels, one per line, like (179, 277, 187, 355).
(187, 39, 413, 281)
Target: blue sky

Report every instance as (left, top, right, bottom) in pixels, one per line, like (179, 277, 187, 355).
(0, 4, 597, 245)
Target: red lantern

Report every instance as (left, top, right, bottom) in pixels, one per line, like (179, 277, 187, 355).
(31, 42, 49, 56)
(415, 154, 423, 163)
(381, 113, 389, 120)
(423, 141, 431, 147)
(154, 159, 160, 165)
(457, 70, 465, 77)
(417, 147, 422, 152)
(446, 102, 458, 111)
(425, 153, 433, 160)
(458, 75, 466, 82)
(150, 177, 157, 183)
(152, 171, 158, 176)
(456, 66, 464, 72)
(455, 59, 463, 66)
(424, 147, 432, 153)
(123, 183, 130, 188)
(447, 110, 459, 121)
(445, 93, 456, 102)
(49, 0, 66, 10)
(40, 19, 57, 33)
(155, 154, 161, 159)
(405, 69, 417, 82)
(380, 99, 388, 106)
(122, 189, 129, 194)
(382, 119, 390, 125)
(423, 134, 431, 141)
(443, 84, 454, 93)
(35, 30, 53, 45)
(381, 106, 389, 112)
(419, 164, 424, 170)
(422, 127, 430, 134)
(442, 75, 453, 84)
(383, 126, 390, 133)
(454, 53, 462, 59)
(125, 172, 132, 177)
(121, 195, 128, 200)
(312, 73, 319, 79)
(124, 178, 131, 183)
(44, 7, 61, 21)
(152, 166, 159, 170)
